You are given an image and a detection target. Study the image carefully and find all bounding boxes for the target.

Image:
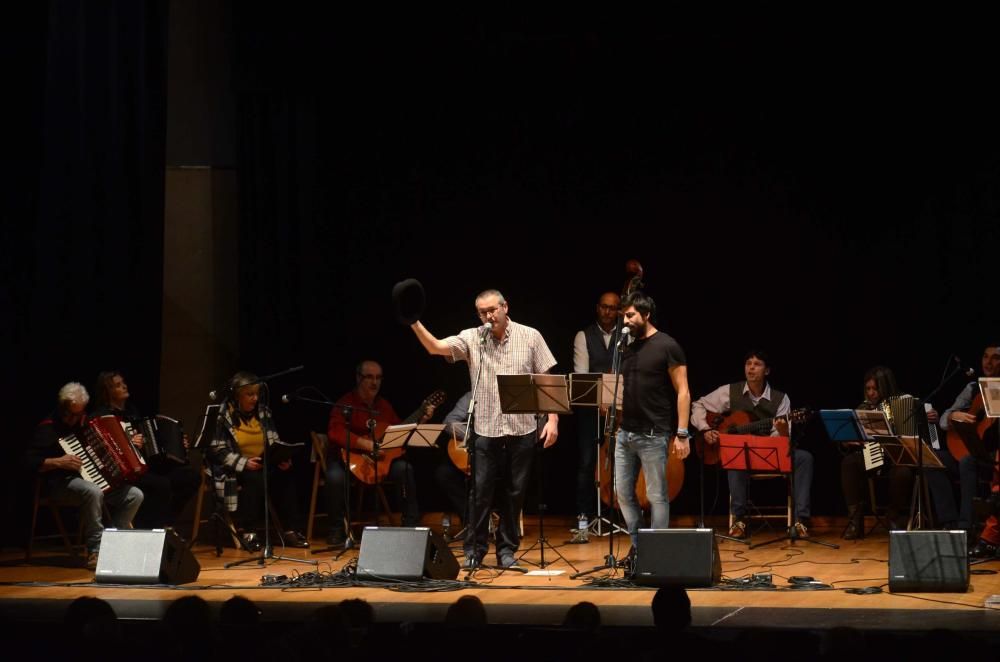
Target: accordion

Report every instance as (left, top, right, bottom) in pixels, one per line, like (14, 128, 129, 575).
(128, 415, 188, 466)
(882, 395, 939, 447)
(59, 415, 148, 492)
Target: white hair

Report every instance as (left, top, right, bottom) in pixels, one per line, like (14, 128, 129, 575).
(57, 382, 90, 409)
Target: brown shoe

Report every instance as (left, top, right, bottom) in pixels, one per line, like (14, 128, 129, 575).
(728, 520, 747, 539)
(85, 551, 99, 570)
(793, 522, 810, 539)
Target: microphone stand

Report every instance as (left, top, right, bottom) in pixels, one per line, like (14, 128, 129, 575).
(463, 325, 490, 572)
(897, 360, 968, 531)
(226, 378, 316, 569)
(571, 327, 628, 579)
(288, 392, 380, 556)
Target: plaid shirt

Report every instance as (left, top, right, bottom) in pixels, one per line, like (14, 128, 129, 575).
(208, 403, 282, 512)
(445, 319, 557, 438)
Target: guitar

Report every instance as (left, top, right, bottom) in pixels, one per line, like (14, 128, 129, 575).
(945, 391, 998, 462)
(342, 390, 446, 484)
(695, 408, 813, 465)
(448, 434, 471, 476)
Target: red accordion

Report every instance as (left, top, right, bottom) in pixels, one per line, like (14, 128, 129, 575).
(59, 415, 148, 492)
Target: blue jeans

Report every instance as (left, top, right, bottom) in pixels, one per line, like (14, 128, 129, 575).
(927, 448, 981, 529)
(48, 476, 144, 553)
(614, 429, 670, 548)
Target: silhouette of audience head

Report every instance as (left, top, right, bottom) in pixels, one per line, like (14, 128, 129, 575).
(562, 601, 601, 632)
(445, 595, 488, 627)
(650, 586, 691, 631)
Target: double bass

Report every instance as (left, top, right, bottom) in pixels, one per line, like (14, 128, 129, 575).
(596, 260, 685, 508)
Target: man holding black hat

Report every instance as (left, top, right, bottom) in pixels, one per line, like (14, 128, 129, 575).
(409, 288, 559, 569)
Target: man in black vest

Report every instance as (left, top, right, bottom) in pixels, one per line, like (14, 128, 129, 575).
(691, 350, 814, 539)
(571, 291, 620, 533)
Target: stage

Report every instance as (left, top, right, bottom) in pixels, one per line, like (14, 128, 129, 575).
(3, 516, 1000, 636)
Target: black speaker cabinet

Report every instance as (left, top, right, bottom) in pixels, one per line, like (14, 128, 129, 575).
(633, 528, 721, 587)
(96, 528, 200, 585)
(356, 527, 459, 581)
(888, 530, 969, 593)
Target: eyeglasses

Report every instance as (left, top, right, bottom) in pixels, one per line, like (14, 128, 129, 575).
(477, 306, 504, 319)
(597, 304, 619, 312)
(359, 374, 383, 381)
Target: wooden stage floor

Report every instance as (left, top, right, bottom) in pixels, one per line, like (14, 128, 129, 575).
(3, 517, 1000, 634)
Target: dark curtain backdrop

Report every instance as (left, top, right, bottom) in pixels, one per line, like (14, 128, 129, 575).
(232, 14, 1000, 518)
(4, 1, 168, 543)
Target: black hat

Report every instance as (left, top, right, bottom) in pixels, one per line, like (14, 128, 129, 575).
(391, 278, 425, 325)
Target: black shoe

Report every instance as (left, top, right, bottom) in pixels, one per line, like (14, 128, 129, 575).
(326, 528, 347, 547)
(240, 532, 262, 552)
(282, 530, 310, 548)
(463, 554, 484, 570)
(970, 539, 998, 559)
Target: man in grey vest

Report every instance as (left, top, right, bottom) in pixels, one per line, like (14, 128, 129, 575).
(691, 350, 814, 539)
(571, 291, 620, 534)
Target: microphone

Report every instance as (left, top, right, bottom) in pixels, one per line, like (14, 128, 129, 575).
(953, 355, 976, 378)
(208, 389, 223, 402)
(479, 322, 493, 342)
(617, 326, 631, 348)
(281, 394, 293, 404)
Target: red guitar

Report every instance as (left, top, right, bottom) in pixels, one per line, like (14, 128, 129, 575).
(341, 390, 446, 484)
(695, 408, 812, 465)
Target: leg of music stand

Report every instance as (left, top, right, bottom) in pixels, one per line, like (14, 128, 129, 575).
(751, 448, 839, 551)
(514, 438, 577, 573)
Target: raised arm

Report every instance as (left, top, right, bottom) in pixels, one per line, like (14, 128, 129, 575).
(410, 321, 451, 356)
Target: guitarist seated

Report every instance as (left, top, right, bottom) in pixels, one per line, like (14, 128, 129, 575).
(691, 350, 814, 539)
(325, 360, 436, 547)
(931, 345, 1000, 557)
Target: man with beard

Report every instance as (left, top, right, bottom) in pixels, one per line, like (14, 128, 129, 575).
(614, 290, 691, 554)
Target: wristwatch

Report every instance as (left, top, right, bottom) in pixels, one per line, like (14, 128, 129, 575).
(676, 428, 690, 439)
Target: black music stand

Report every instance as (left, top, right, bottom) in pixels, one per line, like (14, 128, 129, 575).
(567, 373, 627, 540)
(497, 374, 576, 572)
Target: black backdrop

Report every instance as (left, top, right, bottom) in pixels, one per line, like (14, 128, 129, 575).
(6, 7, 1000, 534)
(232, 15, 1000, 518)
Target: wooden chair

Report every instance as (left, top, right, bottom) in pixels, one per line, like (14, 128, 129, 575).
(729, 473, 793, 531)
(306, 431, 394, 542)
(25, 476, 78, 560)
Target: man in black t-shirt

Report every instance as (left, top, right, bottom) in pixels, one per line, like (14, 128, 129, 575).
(614, 291, 691, 550)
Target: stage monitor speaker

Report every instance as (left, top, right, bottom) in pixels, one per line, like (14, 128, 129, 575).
(633, 528, 721, 588)
(888, 530, 968, 593)
(96, 528, 200, 585)
(356, 527, 459, 581)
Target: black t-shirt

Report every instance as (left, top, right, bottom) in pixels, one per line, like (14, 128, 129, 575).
(621, 331, 686, 434)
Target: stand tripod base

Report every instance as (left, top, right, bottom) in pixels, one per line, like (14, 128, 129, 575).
(516, 536, 578, 572)
(225, 546, 319, 568)
(749, 525, 840, 550)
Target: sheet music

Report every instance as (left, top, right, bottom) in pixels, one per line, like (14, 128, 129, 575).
(980, 378, 1000, 418)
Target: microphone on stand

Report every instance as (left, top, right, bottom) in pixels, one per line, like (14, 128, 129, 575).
(617, 326, 631, 349)
(479, 322, 493, 343)
(953, 355, 976, 378)
(280, 394, 294, 404)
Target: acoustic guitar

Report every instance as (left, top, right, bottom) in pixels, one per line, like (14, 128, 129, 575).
(341, 390, 446, 484)
(695, 408, 812, 465)
(945, 391, 998, 463)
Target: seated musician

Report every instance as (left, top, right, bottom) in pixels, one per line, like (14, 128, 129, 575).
(691, 350, 814, 539)
(930, 345, 1000, 557)
(207, 371, 308, 549)
(91, 371, 200, 531)
(324, 360, 433, 547)
(839, 366, 940, 538)
(23, 383, 144, 569)
(435, 391, 475, 528)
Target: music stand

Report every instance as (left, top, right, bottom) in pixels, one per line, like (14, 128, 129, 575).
(497, 374, 576, 571)
(568, 373, 627, 539)
(719, 434, 838, 550)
